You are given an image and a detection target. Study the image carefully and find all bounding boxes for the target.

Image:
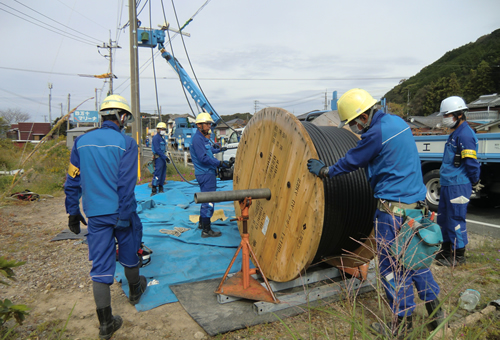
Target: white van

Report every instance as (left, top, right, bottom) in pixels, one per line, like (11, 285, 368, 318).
(222, 127, 244, 161)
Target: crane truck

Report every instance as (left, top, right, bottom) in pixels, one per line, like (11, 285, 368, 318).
(415, 132, 500, 211)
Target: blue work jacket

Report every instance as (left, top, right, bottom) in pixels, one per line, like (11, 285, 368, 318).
(64, 121, 138, 220)
(190, 129, 221, 176)
(328, 110, 426, 204)
(152, 133, 167, 161)
(440, 121, 480, 186)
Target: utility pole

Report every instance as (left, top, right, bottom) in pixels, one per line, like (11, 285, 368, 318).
(129, 0, 141, 146)
(407, 90, 410, 116)
(324, 89, 328, 110)
(67, 93, 71, 131)
(60, 103, 63, 117)
(48, 83, 53, 126)
(97, 37, 121, 95)
(254, 100, 259, 114)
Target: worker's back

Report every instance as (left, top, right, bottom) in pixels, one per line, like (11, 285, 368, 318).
(75, 121, 135, 217)
(366, 111, 426, 204)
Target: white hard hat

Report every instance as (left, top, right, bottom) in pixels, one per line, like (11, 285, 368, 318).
(438, 96, 467, 116)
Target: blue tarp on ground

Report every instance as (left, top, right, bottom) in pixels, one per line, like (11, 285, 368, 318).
(114, 180, 243, 312)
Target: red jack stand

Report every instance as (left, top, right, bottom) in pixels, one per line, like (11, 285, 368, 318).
(215, 197, 279, 303)
(338, 263, 369, 281)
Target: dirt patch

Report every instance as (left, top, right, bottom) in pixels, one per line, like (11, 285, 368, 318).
(1, 196, 499, 339)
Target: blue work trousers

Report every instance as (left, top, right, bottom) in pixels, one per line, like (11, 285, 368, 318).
(152, 157, 167, 188)
(87, 212, 143, 284)
(375, 209, 440, 317)
(437, 183, 471, 249)
(196, 173, 217, 221)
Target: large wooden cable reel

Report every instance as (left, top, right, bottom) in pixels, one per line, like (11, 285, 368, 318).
(233, 107, 377, 282)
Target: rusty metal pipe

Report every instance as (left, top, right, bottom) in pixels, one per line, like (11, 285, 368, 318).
(194, 188, 271, 203)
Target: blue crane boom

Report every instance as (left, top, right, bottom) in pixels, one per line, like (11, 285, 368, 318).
(137, 27, 221, 125)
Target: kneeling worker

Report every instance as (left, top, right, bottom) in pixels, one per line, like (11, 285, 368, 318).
(190, 112, 230, 237)
(65, 94, 147, 339)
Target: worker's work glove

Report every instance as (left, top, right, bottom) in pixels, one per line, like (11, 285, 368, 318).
(220, 160, 231, 168)
(213, 143, 222, 149)
(307, 159, 329, 179)
(115, 219, 130, 229)
(68, 214, 87, 234)
(472, 180, 484, 192)
(165, 156, 171, 164)
(220, 147, 227, 152)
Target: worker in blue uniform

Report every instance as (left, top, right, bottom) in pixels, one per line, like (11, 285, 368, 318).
(307, 88, 443, 337)
(190, 112, 229, 238)
(64, 94, 147, 340)
(151, 122, 170, 196)
(436, 96, 482, 267)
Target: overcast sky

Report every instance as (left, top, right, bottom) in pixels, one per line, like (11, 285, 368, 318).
(1, 0, 499, 123)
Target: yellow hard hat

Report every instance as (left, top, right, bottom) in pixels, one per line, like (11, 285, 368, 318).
(195, 112, 214, 124)
(338, 89, 377, 128)
(99, 94, 132, 115)
(156, 122, 167, 129)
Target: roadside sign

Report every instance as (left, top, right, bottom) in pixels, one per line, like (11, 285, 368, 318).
(71, 110, 99, 123)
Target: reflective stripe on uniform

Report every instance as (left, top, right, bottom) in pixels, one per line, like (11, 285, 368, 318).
(68, 162, 80, 178)
(461, 149, 477, 159)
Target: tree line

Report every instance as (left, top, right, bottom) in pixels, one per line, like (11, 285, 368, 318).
(385, 28, 500, 117)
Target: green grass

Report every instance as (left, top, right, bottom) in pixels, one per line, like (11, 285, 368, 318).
(1, 139, 197, 199)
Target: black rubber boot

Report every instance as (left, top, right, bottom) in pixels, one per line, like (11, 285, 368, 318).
(370, 315, 413, 339)
(128, 275, 147, 305)
(437, 247, 466, 267)
(197, 220, 203, 229)
(159, 186, 164, 193)
(435, 242, 451, 261)
(425, 298, 445, 331)
(151, 186, 157, 196)
(201, 220, 221, 238)
(454, 248, 466, 266)
(436, 242, 454, 267)
(96, 306, 122, 340)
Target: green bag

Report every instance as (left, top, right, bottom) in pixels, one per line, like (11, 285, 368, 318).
(146, 160, 154, 174)
(390, 208, 443, 270)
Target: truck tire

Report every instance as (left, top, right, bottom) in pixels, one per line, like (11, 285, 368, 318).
(423, 169, 440, 212)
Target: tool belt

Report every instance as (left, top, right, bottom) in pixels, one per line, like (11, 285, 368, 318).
(377, 200, 420, 217)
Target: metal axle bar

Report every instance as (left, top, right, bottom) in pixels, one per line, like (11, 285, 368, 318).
(194, 188, 271, 203)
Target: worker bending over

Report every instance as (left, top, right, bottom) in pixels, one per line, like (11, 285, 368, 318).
(65, 94, 147, 339)
(307, 88, 443, 337)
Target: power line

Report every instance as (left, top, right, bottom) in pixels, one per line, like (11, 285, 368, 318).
(0, 87, 49, 106)
(12, 0, 103, 43)
(54, 0, 108, 30)
(156, 76, 407, 81)
(0, 65, 410, 81)
(0, 66, 81, 77)
(0, 7, 97, 46)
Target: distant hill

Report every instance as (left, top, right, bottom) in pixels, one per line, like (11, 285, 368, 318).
(384, 28, 500, 116)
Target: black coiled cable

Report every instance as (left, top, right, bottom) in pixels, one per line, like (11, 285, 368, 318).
(302, 122, 377, 261)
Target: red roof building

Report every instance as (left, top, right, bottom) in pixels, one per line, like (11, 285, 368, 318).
(9, 122, 52, 142)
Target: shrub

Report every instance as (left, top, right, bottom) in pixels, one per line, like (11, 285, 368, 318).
(0, 257, 30, 327)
